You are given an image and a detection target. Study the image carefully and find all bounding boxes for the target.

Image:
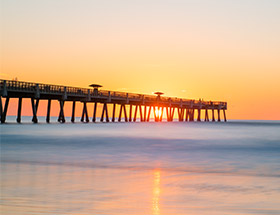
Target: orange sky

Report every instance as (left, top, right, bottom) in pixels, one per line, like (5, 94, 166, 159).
(1, 1, 280, 120)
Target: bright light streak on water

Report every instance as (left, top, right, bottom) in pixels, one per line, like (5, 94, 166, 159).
(1, 117, 280, 214)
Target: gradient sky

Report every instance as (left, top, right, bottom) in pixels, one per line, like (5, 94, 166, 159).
(1, 0, 280, 120)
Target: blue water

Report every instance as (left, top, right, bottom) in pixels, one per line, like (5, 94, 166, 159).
(1, 117, 280, 215)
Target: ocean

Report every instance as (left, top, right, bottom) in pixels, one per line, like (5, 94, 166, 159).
(1, 116, 280, 215)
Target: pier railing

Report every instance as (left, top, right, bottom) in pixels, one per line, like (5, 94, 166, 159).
(0, 79, 226, 106)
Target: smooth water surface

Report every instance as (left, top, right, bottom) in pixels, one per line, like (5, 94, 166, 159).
(1, 117, 280, 215)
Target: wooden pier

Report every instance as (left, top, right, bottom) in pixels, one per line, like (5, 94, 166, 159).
(0, 79, 227, 123)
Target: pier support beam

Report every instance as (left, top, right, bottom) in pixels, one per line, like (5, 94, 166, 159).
(92, 102, 97, 122)
(1, 97, 10, 123)
(81, 102, 85, 122)
(31, 98, 38, 123)
(58, 100, 65, 123)
(118, 104, 123, 122)
(0, 98, 2, 122)
(129, 104, 132, 122)
(167, 107, 175, 122)
(223, 109, 227, 122)
(179, 108, 185, 121)
(153, 106, 157, 122)
(81, 103, 85, 122)
(133, 105, 138, 122)
(118, 104, 127, 122)
(100, 103, 109, 122)
(17, 97, 22, 123)
(100, 104, 105, 122)
(166, 107, 170, 121)
(171, 107, 175, 121)
(139, 105, 143, 122)
(112, 103, 116, 122)
(191, 109, 194, 121)
(105, 104, 109, 122)
(205, 108, 209, 122)
(123, 105, 128, 122)
(177, 108, 182, 121)
(84, 102, 89, 122)
(32, 99, 39, 123)
(143, 106, 147, 122)
(182, 108, 186, 122)
(85, 102, 89, 123)
(185, 109, 189, 121)
(188, 109, 192, 122)
(147, 106, 151, 122)
(80, 102, 89, 123)
(46, 99, 51, 123)
(0, 97, 2, 122)
(189, 109, 194, 121)
(71, 101, 76, 123)
(159, 107, 163, 122)
(217, 109, 221, 122)
(197, 108, 201, 122)
(212, 109, 215, 122)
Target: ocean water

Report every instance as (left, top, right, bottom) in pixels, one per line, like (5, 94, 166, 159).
(1, 116, 280, 215)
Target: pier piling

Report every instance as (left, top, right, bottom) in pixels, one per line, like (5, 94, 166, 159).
(31, 98, 38, 123)
(93, 102, 97, 122)
(46, 99, 51, 123)
(1, 97, 10, 123)
(223, 109, 227, 122)
(32, 99, 39, 123)
(17, 97, 22, 123)
(112, 103, 116, 122)
(71, 101, 75, 123)
(58, 100, 65, 123)
(129, 104, 132, 122)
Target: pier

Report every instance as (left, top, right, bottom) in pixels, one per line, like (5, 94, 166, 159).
(0, 79, 227, 123)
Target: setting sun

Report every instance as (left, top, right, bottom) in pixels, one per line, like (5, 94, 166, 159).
(154, 107, 162, 119)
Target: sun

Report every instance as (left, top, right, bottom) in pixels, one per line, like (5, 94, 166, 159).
(154, 107, 162, 118)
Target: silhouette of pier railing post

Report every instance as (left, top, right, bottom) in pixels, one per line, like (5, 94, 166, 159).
(0, 79, 227, 124)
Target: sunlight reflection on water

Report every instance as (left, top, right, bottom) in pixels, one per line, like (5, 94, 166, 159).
(152, 170, 161, 215)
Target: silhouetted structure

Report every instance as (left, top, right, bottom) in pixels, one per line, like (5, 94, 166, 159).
(0, 79, 227, 123)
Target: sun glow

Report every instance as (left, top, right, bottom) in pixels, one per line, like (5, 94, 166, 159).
(154, 107, 162, 119)
(2, 1, 280, 120)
